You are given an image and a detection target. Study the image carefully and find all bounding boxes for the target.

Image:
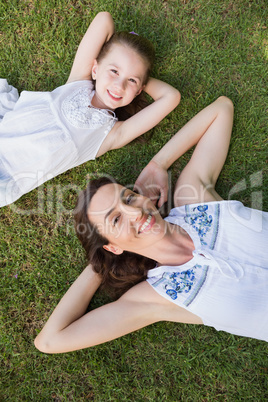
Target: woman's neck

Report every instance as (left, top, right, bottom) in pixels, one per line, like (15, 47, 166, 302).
(143, 223, 195, 267)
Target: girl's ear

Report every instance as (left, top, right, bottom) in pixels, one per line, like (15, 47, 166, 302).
(136, 85, 145, 96)
(103, 243, 123, 255)
(91, 59, 98, 80)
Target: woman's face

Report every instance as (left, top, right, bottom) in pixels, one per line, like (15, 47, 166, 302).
(87, 183, 166, 254)
(91, 44, 147, 110)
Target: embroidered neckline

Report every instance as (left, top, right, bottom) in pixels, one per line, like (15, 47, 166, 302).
(61, 86, 117, 129)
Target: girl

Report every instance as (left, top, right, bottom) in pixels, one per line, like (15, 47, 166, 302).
(0, 12, 180, 207)
(35, 96, 268, 354)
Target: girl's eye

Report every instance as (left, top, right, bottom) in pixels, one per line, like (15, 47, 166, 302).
(129, 78, 137, 84)
(111, 69, 118, 74)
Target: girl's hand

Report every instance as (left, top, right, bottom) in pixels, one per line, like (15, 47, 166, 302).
(67, 12, 114, 83)
(134, 160, 169, 208)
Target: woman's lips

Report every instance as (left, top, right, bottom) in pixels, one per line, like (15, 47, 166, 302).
(138, 213, 155, 234)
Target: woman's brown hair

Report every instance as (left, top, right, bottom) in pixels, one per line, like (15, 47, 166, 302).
(74, 176, 155, 299)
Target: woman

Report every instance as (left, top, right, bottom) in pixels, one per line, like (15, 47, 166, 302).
(35, 96, 268, 353)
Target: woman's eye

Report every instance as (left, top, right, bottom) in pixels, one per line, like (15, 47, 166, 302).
(113, 215, 120, 226)
(111, 69, 118, 74)
(126, 194, 135, 204)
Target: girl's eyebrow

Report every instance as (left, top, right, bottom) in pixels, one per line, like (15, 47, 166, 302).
(104, 187, 127, 222)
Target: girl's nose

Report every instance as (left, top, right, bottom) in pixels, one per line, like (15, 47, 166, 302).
(115, 77, 127, 90)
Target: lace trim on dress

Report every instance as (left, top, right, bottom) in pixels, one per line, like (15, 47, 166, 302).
(62, 87, 117, 129)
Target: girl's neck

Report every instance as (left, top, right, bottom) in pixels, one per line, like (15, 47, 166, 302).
(91, 92, 115, 112)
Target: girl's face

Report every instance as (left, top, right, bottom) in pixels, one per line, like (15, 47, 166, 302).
(87, 183, 166, 255)
(91, 44, 147, 110)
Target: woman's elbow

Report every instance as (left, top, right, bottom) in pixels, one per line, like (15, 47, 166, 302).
(34, 333, 53, 354)
(168, 88, 181, 110)
(217, 96, 234, 110)
(174, 89, 181, 107)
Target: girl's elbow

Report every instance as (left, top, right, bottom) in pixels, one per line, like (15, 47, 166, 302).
(97, 12, 114, 27)
(97, 11, 112, 19)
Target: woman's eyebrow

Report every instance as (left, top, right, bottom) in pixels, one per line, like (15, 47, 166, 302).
(104, 187, 127, 222)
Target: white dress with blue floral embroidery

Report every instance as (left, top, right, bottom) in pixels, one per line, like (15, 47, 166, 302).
(0, 79, 117, 207)
(147, 201, 268, 342)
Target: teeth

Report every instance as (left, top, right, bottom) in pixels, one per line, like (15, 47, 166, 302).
(109, 91, 121, 99)
(139, 214, 152, 233)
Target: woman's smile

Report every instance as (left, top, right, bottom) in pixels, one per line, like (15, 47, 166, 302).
(138, 213, 155, 234)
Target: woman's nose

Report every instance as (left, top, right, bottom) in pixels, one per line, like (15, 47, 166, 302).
(122, 204, 142, 221)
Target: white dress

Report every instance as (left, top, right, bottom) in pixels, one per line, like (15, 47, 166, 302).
(147, 201, 268, 342)
(0, 79, 117, 207)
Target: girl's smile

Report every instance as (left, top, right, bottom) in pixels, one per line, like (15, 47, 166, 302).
(107, 89, 122, 101)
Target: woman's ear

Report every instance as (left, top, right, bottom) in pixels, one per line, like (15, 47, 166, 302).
(91, 59, 98, 80)
(103, 243, 123, 255)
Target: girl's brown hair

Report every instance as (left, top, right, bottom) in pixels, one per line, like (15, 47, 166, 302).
(96, 31, 155, 121)
(74, 176, 155, 299)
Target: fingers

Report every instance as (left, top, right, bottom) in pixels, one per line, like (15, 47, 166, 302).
(157, 188, 168, 208)
(157, 193, 165, 208)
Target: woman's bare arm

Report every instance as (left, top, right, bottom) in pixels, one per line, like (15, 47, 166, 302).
(174, 96, 234, 205)
(135, 96, 234, 206)
(34, 266, 159, 353)
(34, 265, 201, 354)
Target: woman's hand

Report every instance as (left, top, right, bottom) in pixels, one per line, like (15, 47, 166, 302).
(134, 160, 169, 208)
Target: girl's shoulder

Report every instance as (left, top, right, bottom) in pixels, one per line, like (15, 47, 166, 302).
(54, 79, 94, 93)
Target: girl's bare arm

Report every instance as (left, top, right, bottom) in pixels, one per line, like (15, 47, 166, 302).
(97, 77, 180, 155)
(67, 12, 114, 83)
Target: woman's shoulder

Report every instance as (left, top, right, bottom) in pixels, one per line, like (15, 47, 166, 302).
(120, 280, 175, 308)
(166, 201, 227, 250)
(120, 277, 204, 324)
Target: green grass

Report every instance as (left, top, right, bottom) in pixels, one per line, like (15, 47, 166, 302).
(0, 0, 267, 400)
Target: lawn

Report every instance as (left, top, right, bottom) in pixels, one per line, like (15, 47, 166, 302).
(0, 0, 267, 400)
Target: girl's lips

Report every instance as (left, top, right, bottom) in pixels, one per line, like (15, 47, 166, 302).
(138, 213, 156, 234)
(107, 90, 123, 102)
